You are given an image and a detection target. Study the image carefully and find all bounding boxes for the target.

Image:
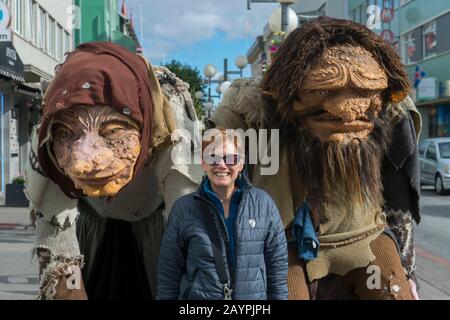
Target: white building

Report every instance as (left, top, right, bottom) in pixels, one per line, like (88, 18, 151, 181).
(247, 0, 349, 79)
(0, 0, 73, 203)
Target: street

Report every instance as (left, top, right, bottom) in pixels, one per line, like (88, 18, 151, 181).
(414, 187, 450, 299)
(0, 188, 449, 300)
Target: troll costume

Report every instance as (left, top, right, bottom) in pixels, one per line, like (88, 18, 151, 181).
(25, 42, 202, 299)
(210, 17, 421, 300)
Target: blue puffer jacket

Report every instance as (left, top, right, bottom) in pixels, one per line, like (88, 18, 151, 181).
(156, 178, 288, 300)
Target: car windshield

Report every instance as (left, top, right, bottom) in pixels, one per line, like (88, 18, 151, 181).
(439, 142, 450, 159)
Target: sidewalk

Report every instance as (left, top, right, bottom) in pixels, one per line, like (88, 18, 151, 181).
(0, 207, 32, 232)
(0, 207, 38, 300)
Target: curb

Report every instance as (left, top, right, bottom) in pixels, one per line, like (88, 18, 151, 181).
(0, 223, 33, 231)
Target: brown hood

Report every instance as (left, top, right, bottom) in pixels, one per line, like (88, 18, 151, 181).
(38, 42, 159, 199)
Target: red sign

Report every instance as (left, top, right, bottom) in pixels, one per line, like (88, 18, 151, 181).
(381, 8, 395, 23)
(380, 29, 395, 44)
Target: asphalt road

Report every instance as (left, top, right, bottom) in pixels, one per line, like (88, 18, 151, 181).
(413, 186, 450, 299)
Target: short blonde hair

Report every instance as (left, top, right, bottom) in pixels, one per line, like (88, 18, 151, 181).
(202, 127, 243, 155)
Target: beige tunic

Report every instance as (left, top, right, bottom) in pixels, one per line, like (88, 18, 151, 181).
(210, 79, 419, 280)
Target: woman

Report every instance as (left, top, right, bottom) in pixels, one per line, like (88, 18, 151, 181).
(157, 128, 288, 300)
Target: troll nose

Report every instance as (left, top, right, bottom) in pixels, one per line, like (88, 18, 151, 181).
(70, 160, 93, 176)
(323, 95, 371, 122)
(69, 134, 115, 176)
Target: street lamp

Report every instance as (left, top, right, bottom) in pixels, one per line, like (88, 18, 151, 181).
(269, 6, 298, 33)
(195, 91, 204, 100)
(204, 101, 214, 119)
(219, 81, 232, 95)
(247, 0, 298, 33)
(202, 55, 246, 103)
(203, 64, 217, 103)
(235, 56, 249, 77)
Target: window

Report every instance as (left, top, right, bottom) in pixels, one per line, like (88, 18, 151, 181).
(57, 24, 63, 61)
(439, 142, 450, 159)
(419, 141, 428, 156)
(49, 18, 55, 57)
(38, 7, 46, 50)
(426, 142, 437, 161)
(400, 0, 411, 6)
(1, 0, 11, 8)
(422, 21, 437, 58)
(64, 31, 71, 56)
(25, 0, 36, 43)
(14, 0, 25, 35)
(403, 31, 416, 64)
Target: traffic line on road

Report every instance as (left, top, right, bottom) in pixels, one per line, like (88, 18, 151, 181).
(416, 246, 450, 270)
(0, 223, 32, 231)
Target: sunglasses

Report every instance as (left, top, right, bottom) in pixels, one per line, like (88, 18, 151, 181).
(204, 154, 242, 166)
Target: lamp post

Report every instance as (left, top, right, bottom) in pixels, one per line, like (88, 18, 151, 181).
(223, 56, 249, 80)
(247, 0, 298, 33)
(202, 55, 247, 103)
(203, 64, 217, 103)
(268, 6, 298, 33)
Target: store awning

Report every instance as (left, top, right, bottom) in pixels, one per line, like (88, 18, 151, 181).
(0, 42, 25, 82)
(416, 97, 450, 107)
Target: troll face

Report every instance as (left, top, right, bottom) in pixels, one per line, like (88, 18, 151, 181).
(51, 105, 141, 197)
(293, 44, 388, 143)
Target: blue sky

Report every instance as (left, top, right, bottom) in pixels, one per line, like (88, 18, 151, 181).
(125, 0, 278, 91)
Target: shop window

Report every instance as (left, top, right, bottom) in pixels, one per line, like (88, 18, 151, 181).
(422, 21, 437, 58)
(403, 31, 416, 64)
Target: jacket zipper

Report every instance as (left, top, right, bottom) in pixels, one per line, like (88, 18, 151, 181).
(195, 183, 252, 298)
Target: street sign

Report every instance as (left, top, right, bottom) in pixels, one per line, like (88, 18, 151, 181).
(380, 29, 395, 44)
(381, 8, 394, 23)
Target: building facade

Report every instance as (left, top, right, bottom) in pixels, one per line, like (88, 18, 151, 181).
(0, 0, 73, 201)
(74, 0, 141, 52)
(247, 0, 348, 79)
(348, 0, 450, 140)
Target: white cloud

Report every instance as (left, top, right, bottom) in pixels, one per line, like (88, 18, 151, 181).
(125, 0, 278, 61)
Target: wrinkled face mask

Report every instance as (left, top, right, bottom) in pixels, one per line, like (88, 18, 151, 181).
(51, 105, 141, 197)
(292, 44, 388, 143)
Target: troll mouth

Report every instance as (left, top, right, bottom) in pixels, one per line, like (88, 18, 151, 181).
(72, 167, 129, 185)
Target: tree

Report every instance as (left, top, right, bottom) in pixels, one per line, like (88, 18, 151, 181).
(164, 60, 206, 118)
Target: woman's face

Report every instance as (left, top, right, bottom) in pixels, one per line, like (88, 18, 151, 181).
(201, 140, 244, 189)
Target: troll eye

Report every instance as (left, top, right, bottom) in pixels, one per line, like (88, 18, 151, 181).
(101, 126, 124, 137)
(55, 127, 72, 139)
(315, 90, 329, 96)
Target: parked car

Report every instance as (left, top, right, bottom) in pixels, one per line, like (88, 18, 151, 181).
(419, 137, 450, 195)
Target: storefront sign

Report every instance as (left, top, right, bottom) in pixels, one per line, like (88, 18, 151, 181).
(380, 29, 395, 44)
(0, 42, 24, 82)
(0, 2, 11, 42)
(381, 8, 394, 23)
(418, 77, 438, 101)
